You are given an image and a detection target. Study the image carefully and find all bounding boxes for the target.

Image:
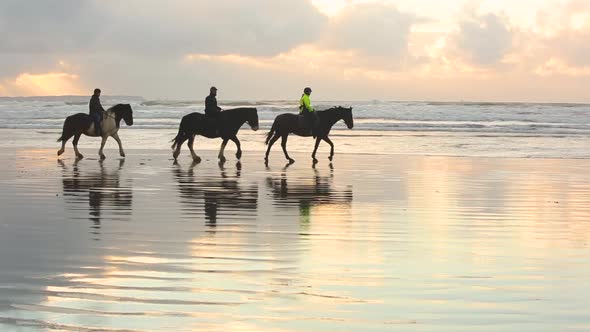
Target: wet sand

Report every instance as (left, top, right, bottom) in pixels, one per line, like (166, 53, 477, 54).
(1, 147, 590, 331)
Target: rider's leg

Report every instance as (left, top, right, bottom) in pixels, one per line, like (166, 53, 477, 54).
(93, 113, 102, 136)
(312, 112, 320, 137)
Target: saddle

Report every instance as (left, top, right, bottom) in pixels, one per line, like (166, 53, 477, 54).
(88, 111, 106, 135)
(298, 113, 319, 136)
(204, 115, 222, 136)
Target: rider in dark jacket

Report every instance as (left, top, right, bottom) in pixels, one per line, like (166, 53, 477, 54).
(205, 86, 222, 134)
(89, 88, 105, 136)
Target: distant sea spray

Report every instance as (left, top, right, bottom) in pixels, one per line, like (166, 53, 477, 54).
(1, 96, 589, 137)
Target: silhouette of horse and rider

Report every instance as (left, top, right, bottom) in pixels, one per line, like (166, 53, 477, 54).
(56, 86, 354, 163)
(59, 158, 132, 231)
(172, 160, 258, 227)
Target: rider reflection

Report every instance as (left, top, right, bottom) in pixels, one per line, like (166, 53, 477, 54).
(173, 161, 257, 227)
(59, 159, 132, 233)
(265, 164, 353, 225)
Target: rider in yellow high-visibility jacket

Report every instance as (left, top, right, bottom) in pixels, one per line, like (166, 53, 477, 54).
(299, 91, 313, 114)
(299, 87, 319, 137)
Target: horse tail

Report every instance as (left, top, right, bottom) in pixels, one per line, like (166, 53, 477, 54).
(265, 119, 278, 145)
(57, 116, 73, 142)
(171, 115, 189, 150)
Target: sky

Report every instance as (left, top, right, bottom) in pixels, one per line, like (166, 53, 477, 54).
(0, 0, 589, 102)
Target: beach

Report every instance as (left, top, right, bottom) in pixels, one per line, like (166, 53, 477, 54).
(1, 141, 589, 331)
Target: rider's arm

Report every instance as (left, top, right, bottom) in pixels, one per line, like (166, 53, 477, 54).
(302, 95, 314, 112)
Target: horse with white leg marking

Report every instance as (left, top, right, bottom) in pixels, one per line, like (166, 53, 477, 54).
(171, 107, 259, 163)
(57, 104, 134, 159)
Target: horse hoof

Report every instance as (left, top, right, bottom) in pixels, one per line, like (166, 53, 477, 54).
(100, 154, 106, 160)
(219, 157, 226, 163)
(76, 154, 84, 160)
(120, 152, 126, 158)
(288, 159, 295, 164)
(193, 156, 202, 163)
(312, 158, 318, 164)
(57, 149, 64, 156)
(328, 156, 333, 161)
(236, 151, 242, 160)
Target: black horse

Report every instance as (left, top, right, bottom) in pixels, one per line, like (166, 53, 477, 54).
(171, 108, 259, 163)
(57, 104, 134, 160)
(265, 106, 353, 164)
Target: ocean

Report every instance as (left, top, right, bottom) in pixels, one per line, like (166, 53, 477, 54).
(0, 96, 588, 158)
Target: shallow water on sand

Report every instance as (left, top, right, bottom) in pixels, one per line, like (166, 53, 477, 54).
(1, 148, 590, 331)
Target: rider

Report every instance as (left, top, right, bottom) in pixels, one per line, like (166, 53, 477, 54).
(205, 86, 222, 134)
(89, 88, 105, 136)
(299, 87, 319, 138)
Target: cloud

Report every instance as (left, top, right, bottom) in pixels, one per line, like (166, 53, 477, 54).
(1, 72, 84, 96)
(0, 0, 328, 96)
(322, 4, 415, 58)
(534, 1, 590, 67)
(0, 0, 327, 57)
(453, 11, 513, 65)
(0, 0, 105, 53)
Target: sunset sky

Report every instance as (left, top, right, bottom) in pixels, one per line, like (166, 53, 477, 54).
(1, 0, 589, 102)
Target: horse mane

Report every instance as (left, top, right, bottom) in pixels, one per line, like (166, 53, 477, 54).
(222, 107, 257, 114)
(107, 104, 131, 113)
(320, 106, 351, 112)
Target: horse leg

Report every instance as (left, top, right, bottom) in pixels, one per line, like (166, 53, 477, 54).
(264, 133, 280, 164)
(172, 134, 189, 160)
(323, 136, 335, 161)
(57, 135, 71, 156)
(230, 136, 242, 160)
(188, 135, 201, 163)
(218, 138, 229, 163)
(112, 132, 125, 157)
(311, 137, 322, 164)
(98, 136, 108, 160)
(72, 134, 84, 159)
(281, 134, 294, 164)
(57, 120, 75, 156)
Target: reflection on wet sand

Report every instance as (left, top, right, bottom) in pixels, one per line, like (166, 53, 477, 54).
(2, 150, 590, 332)
(266, 163, 353, 224)
(173, 161, 258, 227)
(59, 159, 132, 232)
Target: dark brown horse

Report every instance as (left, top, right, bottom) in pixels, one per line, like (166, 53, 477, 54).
(171, 107, 259, 163)
(264, 106, 353, 164)
(57, 104, 134, 159)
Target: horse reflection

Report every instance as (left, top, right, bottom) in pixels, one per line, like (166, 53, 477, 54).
(266, 164, 353, 224)
(58, 159, 132, 230)
(172, 161, 258, 227)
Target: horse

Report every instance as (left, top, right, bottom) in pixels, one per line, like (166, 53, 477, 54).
(264, 106, 354, 164)
(171, 107, 259, 163)
(57, 104, 134, 160)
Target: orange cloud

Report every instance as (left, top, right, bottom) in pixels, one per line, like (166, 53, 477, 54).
(2, 72, 84, 96)
(535, 58, 590, 76)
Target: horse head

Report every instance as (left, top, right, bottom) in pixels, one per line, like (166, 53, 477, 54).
(246, 107, 259, 131)
(337, 106, 354, 129)
(112, 104, 134, 127)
